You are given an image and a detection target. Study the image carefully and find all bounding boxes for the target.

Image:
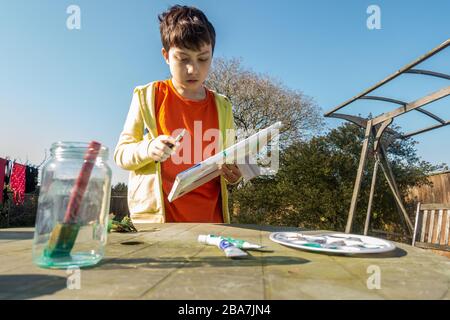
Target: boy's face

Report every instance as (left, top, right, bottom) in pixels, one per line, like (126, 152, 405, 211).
(162, 43, 212, 91)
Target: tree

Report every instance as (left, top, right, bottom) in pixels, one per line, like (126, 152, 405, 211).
(206, 58, 323, 147)
(230, 123, 446, 235)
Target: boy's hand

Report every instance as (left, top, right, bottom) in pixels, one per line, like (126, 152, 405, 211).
(148, 135, 179, 162)
(219, 163, 243, 184)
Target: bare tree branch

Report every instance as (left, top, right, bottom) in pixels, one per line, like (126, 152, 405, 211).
(206, 57, 323, 149)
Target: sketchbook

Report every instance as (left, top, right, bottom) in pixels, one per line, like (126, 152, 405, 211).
(167, 121, 282, 202)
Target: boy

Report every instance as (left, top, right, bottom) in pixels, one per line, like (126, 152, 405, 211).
(114, 5, 242, 224)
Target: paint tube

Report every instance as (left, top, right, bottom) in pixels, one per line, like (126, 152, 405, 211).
(217, 239, 248, 258)
(198, 234, 262, 249)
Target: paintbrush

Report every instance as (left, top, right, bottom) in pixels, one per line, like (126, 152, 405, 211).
(44, 141, 102, 258)
(155, 129, 186, 163)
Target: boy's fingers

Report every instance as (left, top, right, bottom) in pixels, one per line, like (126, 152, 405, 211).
(154, 144, 164, 152)
(155, 153, 166, 162)
(222, 166, 235, 178)
(225, 173, 235, 180)
(151, 150, 162, 160)
(161, 153, 171, 161)
(228, 164, 239, 173)
(172, 142, 180, 151)
(224, 171, 237, 182)
(156, 142, 174, 155)
(154, 147, 165, 156)
(158, 148, 173, 161)
(223, 164, 239, 174)
(154, 146, 164, 156)
(219, 164, 241, 183)
(162, 145, 174, 155)
(160, 136, 176, 145)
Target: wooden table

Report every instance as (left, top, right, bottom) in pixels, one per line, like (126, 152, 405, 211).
(0, 223, 449, 299)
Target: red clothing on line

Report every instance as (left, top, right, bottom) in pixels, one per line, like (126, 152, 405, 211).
(10, 163, 26, 205)
(0, 158, 6, 203)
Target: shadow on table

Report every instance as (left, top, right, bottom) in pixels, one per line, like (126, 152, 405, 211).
(218, 224, 307, 233)
(0, 231, 34, 240)
(290, 246, 408, 259)
(348, 247, 408, 259)
(97, 255, 310, 270)
(0, 274, 66, 299)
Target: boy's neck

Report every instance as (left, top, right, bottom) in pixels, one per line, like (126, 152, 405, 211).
(171, 78, 206, 101)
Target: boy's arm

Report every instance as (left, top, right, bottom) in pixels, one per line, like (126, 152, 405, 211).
(223, 99, 244, 185)
(113, 89, 154, 171)
(224, 98, 237, 149)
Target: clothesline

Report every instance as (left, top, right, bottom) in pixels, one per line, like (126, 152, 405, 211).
(1, 157, 40, 207)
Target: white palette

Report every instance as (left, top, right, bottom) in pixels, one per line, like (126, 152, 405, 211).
(269, 232, 396, 255)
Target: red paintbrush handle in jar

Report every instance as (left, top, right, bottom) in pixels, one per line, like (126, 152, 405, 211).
(63, 141, 102, 223)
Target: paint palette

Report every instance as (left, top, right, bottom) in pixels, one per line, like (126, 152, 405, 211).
(269, 232, 396, 254)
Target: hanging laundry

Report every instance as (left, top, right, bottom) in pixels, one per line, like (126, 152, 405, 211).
(10, 163, 26, 205)
(0, 158, 6, 203)
(25, 166, 39, 193)
(4, 160, 12, 185)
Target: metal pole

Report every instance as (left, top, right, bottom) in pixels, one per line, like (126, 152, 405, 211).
(403, 121, 450, 138)
(324, 39, 450, 116)
(346, 120, 373, 234)
(371, 86, 450, 126)
(364, 159, 380, 236)
(412, 202, 421, 246)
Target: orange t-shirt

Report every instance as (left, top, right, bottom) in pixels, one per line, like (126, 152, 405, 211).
(154, 79, 223, 223)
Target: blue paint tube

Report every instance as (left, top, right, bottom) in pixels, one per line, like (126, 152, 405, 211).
(217, 239, 248, 258)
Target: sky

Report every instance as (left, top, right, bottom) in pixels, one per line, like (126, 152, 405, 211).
(0, 0, 449, 185)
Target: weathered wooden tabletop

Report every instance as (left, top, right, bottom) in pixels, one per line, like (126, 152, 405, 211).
(0, 223, 449, 299)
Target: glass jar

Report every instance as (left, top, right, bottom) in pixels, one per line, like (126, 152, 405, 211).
(32, 141, 112, 269)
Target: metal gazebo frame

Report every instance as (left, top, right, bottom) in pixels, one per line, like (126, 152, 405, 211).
(324, 39, 450, 236)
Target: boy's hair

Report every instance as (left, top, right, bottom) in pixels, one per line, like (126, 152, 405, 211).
(158, 5, 216, 53)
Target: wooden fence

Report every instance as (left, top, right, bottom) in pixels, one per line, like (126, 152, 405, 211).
(406, 171, 450, 257)
(407, 171, 450, 204)
(109, 193, 129, 220)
